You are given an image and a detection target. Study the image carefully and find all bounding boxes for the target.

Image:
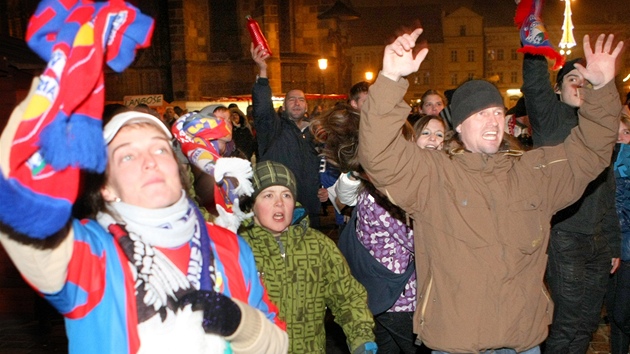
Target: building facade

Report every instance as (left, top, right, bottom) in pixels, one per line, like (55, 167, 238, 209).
(1, 0, 629, 116)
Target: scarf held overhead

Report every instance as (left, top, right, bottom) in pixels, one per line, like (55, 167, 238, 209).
(514, 0, 565, 70)
(0, 0, 153, 239)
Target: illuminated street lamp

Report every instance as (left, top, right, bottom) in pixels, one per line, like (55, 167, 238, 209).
(365, 71, 374, 81)
(318, 58, 328, 71)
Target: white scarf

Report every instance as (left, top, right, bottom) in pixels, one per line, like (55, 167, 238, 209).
(97, 190, 194, 248)
(96, 190, 205, 322)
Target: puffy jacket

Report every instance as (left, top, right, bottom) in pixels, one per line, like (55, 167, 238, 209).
(358, 74, 620, 352)
(240, 206, 375, 353)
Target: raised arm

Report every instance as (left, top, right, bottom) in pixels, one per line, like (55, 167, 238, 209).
(250, 43, 279, 156)
(0, 79, 75, 293)
(358, 28, 431, 212)
(543, 34, 624, 212)
(521, 54, 576, 146)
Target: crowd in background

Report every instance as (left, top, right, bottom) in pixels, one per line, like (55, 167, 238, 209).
(2, 1, 630, 354)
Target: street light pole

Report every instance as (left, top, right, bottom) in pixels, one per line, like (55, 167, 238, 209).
(318, 58, 328, 105)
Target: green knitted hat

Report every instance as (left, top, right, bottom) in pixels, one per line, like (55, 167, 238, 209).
(252, 161, 297, 199)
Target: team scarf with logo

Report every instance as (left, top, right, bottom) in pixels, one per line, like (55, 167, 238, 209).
(515, 0, 565, 70)
(0, 0, 153, 239)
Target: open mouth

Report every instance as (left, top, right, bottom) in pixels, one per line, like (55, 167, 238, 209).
(273, 212, 285, 221)
(482, 131, 498, 141)
(425, 144, 438, 150)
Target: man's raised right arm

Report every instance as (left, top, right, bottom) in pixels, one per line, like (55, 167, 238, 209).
(250, 43, 277, 154)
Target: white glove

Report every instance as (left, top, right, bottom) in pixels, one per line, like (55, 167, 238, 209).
(213, 199, 253, 233)
(214, 204, 241, 233)
(214, 157, 255, 197)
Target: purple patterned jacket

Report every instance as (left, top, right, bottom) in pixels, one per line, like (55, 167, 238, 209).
(355, 189, 416, 312)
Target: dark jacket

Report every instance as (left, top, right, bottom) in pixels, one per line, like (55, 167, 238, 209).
(522, 54, 620, 256)
(232, 124, 256, 160)
(358, 73, 620, 352)
(252, 77, 321, 225)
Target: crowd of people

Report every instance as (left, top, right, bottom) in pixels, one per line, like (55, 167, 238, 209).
(1, 1, 630, 354)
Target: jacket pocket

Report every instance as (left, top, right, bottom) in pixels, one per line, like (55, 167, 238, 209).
(419, 275, 433, 328)
(443, 189, 492, 248)
(507, 195, 545, 254)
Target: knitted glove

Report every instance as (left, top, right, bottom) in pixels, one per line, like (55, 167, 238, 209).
(180, 290, 242, 337)
(514, 0, 564, 70)
(352, 341, 378, 354)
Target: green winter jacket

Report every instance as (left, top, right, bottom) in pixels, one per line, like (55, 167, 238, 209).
(240, 206, 374, 353)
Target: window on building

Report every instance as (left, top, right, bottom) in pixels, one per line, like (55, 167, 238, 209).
(281, 63, 307, 93)
(487, 49, 496, 61)
(511, 48, 518, 60)
(279, 0, 293, 53)
(511, 71, 518, 83)
(498, 72, 504, 83)
(451, 50, 458, 63)
(497, 49, 504, 61)
(467, 49, 475, 62)
(460, 25, 466, 36)
(355, 54, 362, 63)
(468, 72, 475, 80)
(209, 0, 240, 56)
(451, 73, 459, 86)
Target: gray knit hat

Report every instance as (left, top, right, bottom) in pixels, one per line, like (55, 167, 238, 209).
(450, 80, 504, 128)
(252, 161, 297, 199)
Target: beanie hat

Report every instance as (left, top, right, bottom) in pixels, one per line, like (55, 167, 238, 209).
(556, 58, 585, 86)
(104, 111, 172, 144)
(450, 80, 504, 128)
(252, 161, 297, 200)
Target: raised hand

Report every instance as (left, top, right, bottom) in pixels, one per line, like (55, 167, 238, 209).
(250, 43, 270, 74)
(381, 28, 428, 82)
(574, 34, 624, 89)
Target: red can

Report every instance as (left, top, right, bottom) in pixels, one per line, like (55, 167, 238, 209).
(246, 15, 272, 56)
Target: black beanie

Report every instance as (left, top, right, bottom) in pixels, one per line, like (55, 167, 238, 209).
(450, 80, 504, 128)
(556, 57, 584, 86)
(252, 161, 297, 200)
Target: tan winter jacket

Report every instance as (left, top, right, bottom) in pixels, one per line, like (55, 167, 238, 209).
(358, 74, 620, 353)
